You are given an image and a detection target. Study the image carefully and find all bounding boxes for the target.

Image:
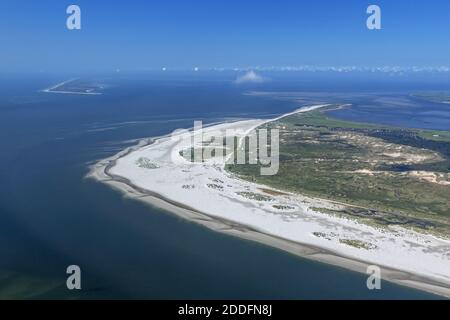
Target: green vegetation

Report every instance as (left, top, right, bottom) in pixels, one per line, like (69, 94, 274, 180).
(282, 108, 450, 143)
(313, 232, 330, 240)
(227, 109, 450, 238)
(418, 130, 450, 142)
(282, 108, 382, 130)
(136, 157, 159, 169)
(207, 183, 224, 190)
(339, 239, 377, 250)
(236, 191, 274, 202)
(273, 204, 295, 210)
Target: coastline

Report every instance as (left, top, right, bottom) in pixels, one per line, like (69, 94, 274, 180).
(87, 107, 450, 298)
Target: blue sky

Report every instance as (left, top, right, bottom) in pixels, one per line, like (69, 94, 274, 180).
(1, 0, 450, 72)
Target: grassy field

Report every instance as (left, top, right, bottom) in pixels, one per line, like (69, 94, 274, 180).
(226, 108, 450, 238)
(418, 130, 450, 142)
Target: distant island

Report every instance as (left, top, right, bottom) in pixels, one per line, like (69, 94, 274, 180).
(89, 104, 450, 297)
(42, 78, 103, 95)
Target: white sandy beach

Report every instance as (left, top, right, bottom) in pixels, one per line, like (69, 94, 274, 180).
(88, 105, 450, 298)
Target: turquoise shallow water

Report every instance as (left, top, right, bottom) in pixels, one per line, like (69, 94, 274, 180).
(0, 73, 446, 299)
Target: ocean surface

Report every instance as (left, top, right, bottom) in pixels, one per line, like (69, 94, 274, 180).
(0, 72, 449, 299)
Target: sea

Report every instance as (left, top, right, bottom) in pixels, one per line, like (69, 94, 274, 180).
(0, 71, 449, 299)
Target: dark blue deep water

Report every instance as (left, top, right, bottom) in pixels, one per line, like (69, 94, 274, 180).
(0, 72, 448, 299)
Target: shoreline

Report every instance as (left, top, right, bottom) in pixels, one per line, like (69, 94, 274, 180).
(87, 108, 450, 298)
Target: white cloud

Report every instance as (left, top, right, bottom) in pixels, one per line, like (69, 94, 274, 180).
(234, 70, 266, 84)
